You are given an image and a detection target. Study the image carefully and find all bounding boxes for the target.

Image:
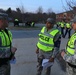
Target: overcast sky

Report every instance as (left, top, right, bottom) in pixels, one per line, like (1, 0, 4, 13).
(0, 0, 75, 13)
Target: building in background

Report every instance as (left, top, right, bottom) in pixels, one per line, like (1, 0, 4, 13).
(56, 7, 76, 22)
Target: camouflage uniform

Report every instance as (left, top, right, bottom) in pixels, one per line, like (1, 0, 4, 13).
(37, 50, 52, 75)
(0, 13, 13, 75)
(0, 62, 10, 75)
(63, 45, 76, 75)
(66, 63, 76, 75)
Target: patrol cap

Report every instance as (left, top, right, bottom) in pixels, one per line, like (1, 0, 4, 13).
(46, 18, 55, 24)
(0, 13, 8, 20)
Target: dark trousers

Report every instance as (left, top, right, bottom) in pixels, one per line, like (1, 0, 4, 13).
(64, 28, 71, 38)
(0, 62, 10, 75)
(61, 27, 64, 37)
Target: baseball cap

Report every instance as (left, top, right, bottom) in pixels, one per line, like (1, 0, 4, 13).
(46, 18, 55, 24)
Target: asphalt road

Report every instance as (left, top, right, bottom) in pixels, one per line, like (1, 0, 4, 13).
(11, 30, 40, 39)
(10, 29, 74, 75)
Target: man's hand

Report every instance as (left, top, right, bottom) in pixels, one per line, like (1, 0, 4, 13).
(11, 47, 17, 54)
(36, 48, 39, 54)
(49, 57, 54, 62)
(61, 51, 65, 57)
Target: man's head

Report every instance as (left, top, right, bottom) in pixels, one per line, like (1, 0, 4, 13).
(46, 18, 55, 29)
(0, 13, 8, 29)
(72, 16, 76, 31)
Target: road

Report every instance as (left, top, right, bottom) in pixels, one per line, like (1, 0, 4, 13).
(11, 30, 39, 39)
(10, 29, 73, 75)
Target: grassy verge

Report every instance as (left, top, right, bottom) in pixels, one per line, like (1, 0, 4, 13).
(8, 26, 41, 30)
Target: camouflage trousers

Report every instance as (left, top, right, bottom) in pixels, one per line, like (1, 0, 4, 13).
(36, 50, 53, 75)
(66, 63, 76, 75)
(0, 62, 10, 75)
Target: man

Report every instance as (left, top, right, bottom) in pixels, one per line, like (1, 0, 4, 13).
(0, 13, 17, 75)
(31, 21, 35, 27)
(64, 20, 71, 38)
(61, 16, 76, 75)
(60, 20, 65, 38)
(14, 18, 19, 26)
(36, 18, 61, 75)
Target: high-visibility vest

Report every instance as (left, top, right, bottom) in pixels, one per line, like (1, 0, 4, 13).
(0, 29, 12, 58)
(66, 23, 71, 28)
(66, 33, 76, 55)
(15, 19, 18, 21)
(37, 27, 60, 52)
(57, 22, 60, 26)
(60, 22, 65, 27)
(31, 22, 34, 26)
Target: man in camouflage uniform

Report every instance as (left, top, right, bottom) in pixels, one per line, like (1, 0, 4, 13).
(61, 16, 76, 75)
(36, 18, 61, 75)
(0, 13, 17, 75)
(64, 20, 71, 38)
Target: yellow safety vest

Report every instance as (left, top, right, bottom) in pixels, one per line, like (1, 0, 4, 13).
(0, 29, 12, 58)
(66, 23, 71, 28)
(60, 22, 65, 27)
(31, 22, 34, 26)
(15, 19, 18, 21)
(57, 22, 60, 26)
(66, 33, 76, 55)
(37, 27, 60, 52)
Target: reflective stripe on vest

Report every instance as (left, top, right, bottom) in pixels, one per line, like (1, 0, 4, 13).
(37, 27, 59, 52)
(0, 29, 12, 58)
(38, 40, 54, 47)
(66, 33, 76, 55)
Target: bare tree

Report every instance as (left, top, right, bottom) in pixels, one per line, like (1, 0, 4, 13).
(16, 8, 21, 13)
(6, 7, 12, 14)
(61, 0, 76, 15)
(6, 7, 12, 18)
(17, 5, 26, 22)
(47, 8, 56, 20)
(35, 6, 43, 22)
(66, 0, 76, 9)
(47, 8, 53, 15)
(36, 6, 43, 14)
(65, 0, 76, 15)
(20, 5, 25, 14)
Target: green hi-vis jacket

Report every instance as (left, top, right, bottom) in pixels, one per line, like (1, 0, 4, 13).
(37, 26, 60, 52)
(0, 29, 12, 58)
(66, 33, 76, 55)
(60, 22, 65, 28)
(65, 23, 71, 28)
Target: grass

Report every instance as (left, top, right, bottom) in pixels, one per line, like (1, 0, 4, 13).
(8, 25, 41, 30)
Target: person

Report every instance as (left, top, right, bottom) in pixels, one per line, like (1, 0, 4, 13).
(36, 18, 61, 75)
(60, 20, 65, 38)
(0, 13, 17, 75)
(31, 21, 35, 27)
(56, 21, 61, 28)
(14, 18, 19, 26)
(61, 16, 76, 75)
(64, 20, 71, 38)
